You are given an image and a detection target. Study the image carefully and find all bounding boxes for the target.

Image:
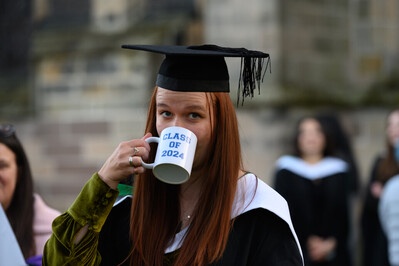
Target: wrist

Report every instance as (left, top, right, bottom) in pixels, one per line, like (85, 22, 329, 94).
(97, 172, 119, 190)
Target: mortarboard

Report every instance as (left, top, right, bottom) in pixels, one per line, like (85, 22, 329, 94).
(121, 44, 270, 105)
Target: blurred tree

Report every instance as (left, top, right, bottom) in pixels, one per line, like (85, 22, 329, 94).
(0, 0, 33, 118)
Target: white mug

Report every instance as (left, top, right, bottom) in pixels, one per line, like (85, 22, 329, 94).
(141, 126, 197, 184)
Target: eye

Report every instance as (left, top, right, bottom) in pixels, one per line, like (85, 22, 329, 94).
(189, 113, 201, 119)
(160, 111, 172, 118)
(0, 161, 8, 169)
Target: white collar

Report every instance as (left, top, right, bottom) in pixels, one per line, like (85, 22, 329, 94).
(276, 155, 348, 180)
(112, 174, 303, 262)
(165, 173, 303, 262)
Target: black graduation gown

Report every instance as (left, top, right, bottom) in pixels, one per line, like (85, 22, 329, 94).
(98, 198, 302, 266)
(274, 156, 352, 266)
(360, 156, 389, 266)
(98, 171, 303, 266)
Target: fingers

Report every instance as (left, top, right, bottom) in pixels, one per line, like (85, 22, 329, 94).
(98, 132, 153, 188)
(127, 133, 153, 174)
(128, 155, 142, 174)
(127, 132, 152, 161)
(128, 155, 145, 173)
(128, 150, 147, 175)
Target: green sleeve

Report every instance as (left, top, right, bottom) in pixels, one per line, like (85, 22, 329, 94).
(43, 173, 119, 266)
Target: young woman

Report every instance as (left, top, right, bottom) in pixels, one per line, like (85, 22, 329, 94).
(360, 108, 399, 266)
(0, 124, 60, 265)
(43, 44, 303, 265)
(274, 116, 352, 266)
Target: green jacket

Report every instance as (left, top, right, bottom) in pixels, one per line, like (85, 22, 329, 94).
(43, 173, 119, 266)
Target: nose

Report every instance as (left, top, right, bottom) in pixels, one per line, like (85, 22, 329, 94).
(171, 117, 185, 128)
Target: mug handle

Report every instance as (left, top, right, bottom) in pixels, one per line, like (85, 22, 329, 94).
(141, 137, 160, 169)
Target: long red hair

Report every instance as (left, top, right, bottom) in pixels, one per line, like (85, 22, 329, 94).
(129, 87, 243, 265)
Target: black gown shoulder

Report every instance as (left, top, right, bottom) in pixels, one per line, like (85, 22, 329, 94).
(98, 199, 302, 266)
(212, 207, 302, 266)
(98, 197, 132, 266)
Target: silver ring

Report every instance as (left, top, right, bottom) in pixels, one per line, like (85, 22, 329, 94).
(128, 156, 134, 167)
(133, 147, 139, 155)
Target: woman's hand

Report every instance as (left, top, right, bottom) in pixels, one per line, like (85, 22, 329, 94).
(370, 181, 383, 198)
(98, 133, 152, 189)
(307, 235, 336, 262)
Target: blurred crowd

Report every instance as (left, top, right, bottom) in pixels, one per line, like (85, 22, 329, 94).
(273, 109, 399, 266)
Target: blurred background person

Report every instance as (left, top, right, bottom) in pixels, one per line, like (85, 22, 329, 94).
(274, 115, 352, 266)
(315, 112, 360, 196)
(315, 112, 360, 264)
(379, 173, 399, 266)
(0, 123, 60, 265)
(360, 108, 399, 266)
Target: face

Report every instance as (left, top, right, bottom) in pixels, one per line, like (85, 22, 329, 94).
(0, 143, 18, 210)
(156, 87, 213, 170)
(386, 110, 399, 147)
(298, 118, 326, 157)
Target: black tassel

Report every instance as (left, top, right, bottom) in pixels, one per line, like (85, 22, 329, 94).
(237, 55, 270, 106)
(188, 44, 271, 106)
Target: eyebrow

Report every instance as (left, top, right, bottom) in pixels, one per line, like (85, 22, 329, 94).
(156, 103, 169, 109)
(156, 102, 207, 112)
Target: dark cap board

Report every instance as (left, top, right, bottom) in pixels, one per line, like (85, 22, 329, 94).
(121, 44, 270, 105)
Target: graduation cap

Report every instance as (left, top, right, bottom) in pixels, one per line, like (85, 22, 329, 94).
(121, 44, 270, 105)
